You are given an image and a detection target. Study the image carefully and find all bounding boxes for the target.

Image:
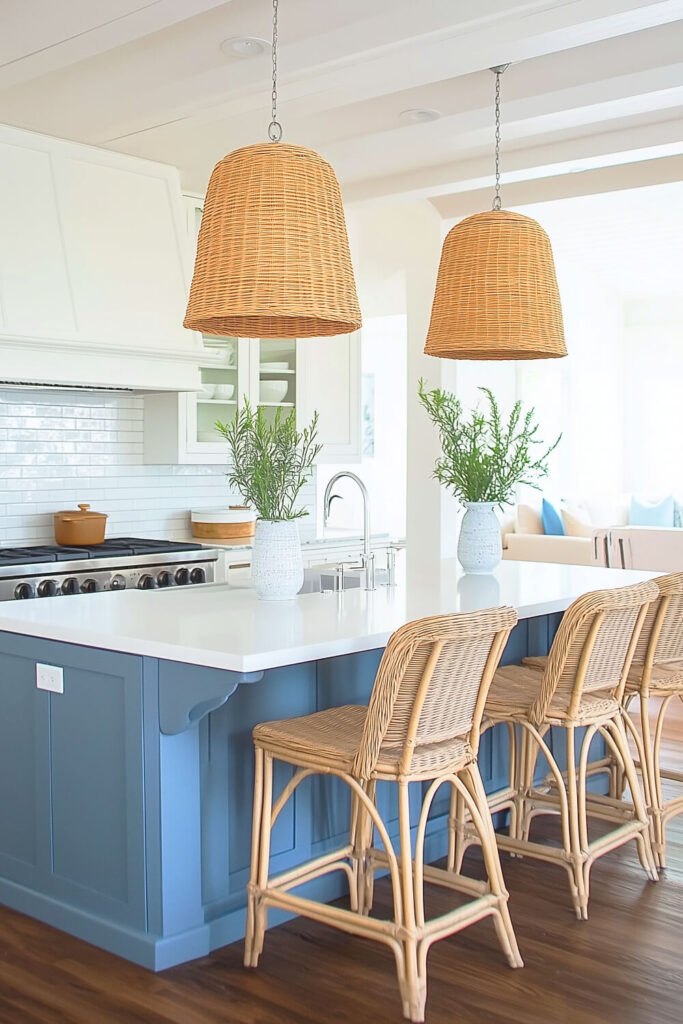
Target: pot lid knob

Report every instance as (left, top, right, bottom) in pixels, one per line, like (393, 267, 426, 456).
(78, 504, 91, 511)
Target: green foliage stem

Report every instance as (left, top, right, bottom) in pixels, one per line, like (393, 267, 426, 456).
(417, 379, 561, 506)
(215, 400, 322, 521)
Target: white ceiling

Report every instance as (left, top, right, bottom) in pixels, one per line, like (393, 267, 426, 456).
(0, 0, 681, 209)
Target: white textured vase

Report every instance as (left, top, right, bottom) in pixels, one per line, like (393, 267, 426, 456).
(457, 502, 502, 574)
(251, 519, 304, 601)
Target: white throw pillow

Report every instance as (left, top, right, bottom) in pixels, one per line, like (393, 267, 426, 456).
(516, 504, 544, 535)
(582, 495, 629, 527)
(562, 505, 593, 538)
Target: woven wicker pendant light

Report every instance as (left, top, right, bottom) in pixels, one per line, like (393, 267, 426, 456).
(425, 66, 566, 360)
(184, 0, 361, 339)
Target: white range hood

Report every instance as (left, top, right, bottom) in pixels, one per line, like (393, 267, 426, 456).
(0, 123, 205, 391)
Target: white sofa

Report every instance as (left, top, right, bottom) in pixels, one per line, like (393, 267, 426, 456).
(501, 496, 683, 569)
(503, 531, 595, 566)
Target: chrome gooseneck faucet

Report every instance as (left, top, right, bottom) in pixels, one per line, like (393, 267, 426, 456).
(323, 472, 375, 590)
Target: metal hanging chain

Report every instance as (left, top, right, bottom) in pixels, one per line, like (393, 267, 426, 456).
(490, 63, 509, 210)
(268, 0, 282, 141)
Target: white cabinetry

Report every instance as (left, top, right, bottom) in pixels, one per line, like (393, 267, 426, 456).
(143, 332, 361, 465)
(0, 124, 201, 389)
(297, 332, 361, 463)
(143, 195, 362, 465)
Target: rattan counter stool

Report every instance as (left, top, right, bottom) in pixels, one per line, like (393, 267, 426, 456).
(244, 608, 523, 1024)
(448, 580, 660, 921)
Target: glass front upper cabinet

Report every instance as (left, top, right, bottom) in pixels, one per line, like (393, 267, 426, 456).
(252, 338, 298, 423)
(186, 336, 248, 453)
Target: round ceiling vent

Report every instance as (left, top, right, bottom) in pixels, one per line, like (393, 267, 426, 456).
(398, 108, 442, 124)
(220, 36, 271, 59)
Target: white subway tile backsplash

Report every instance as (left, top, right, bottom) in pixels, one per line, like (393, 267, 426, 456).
(0, 390, 316, 545)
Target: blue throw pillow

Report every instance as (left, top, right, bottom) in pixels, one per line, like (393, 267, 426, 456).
(629, 495, 674, 527)
(542, 498, 565, 536)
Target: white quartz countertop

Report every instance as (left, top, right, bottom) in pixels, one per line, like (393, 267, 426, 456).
(0, 558, 655, 673)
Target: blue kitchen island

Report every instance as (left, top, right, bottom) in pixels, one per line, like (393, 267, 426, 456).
(0, 559, 652, 969)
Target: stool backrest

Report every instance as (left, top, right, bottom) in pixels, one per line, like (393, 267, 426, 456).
(532, 579, 658, 723)
(631, 571, 683, 685)
(353, 606, 517, 779)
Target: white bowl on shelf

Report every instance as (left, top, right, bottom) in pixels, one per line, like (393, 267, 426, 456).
(198, 383, 215, 399)
(213, 384, 235, 400)
(260, 361, 290, 372)
(260, 380, 289, 404)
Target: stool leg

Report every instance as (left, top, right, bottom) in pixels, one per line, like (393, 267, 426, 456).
(447, 782, 467, 874)
(518, 726, 536, 842)
(505, 723, 520, 843)
(396, 780, 426, 1023)
(244, 745, 265, 968)
(247, 749, 274, 968)
(647, 694, 672, 869)
(352, 779, 376, 915)
(464, 764, 523, 969)
(608, 717, 658, 882)
(565, 727, 589, 920)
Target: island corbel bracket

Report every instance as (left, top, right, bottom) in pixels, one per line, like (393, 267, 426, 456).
(158, 662, 264, 735)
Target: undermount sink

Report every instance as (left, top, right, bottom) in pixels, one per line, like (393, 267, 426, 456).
(301, 565, 388, 594)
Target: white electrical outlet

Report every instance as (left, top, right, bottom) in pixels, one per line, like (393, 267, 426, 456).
(36, 663, 64, 694)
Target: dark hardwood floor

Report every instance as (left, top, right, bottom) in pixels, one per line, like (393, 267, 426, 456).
(1, 700, 681, 1024)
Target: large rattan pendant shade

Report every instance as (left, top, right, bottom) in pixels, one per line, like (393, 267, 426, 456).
(424, 209, 566, 360)
(183, 142, 361, 338)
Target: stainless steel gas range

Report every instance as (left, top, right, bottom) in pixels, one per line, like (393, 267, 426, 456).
(0, 538, 220, 601)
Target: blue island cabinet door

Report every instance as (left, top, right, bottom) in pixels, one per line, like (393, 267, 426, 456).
(0, 637, 51, 890)
(0, 632, 146, 930)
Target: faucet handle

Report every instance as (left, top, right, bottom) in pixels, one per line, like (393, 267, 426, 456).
(384, 546, 398, 586)
(361, 550, 376, 591)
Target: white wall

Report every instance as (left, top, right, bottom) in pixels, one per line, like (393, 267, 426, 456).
(621, 297, 683, 497)
(0, 390, 316, 546)
(317, 314, 407, 539)
(345, 201, 451, 564)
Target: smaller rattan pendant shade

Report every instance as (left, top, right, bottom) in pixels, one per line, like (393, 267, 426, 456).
(184, 142, 361, 338)
(425, 209, 566, 360)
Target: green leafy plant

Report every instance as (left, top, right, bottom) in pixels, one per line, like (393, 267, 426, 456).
(216, 400, 322, 521)
(418, 379, 560, 506)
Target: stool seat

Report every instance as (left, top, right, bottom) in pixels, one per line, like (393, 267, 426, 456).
(625, 660, 683, 694)
(254, 704, 475, 779)
(487, 664, 620, 725)
(254, 705, 365, 771)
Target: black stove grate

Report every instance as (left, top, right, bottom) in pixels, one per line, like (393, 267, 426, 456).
(0, 538, 205, 567)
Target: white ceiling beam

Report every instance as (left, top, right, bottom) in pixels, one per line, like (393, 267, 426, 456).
(178, 0, 683, 127)
(426, 153, 683, 219)
(0, 0, 230, 89)
(343, 115, 683, 203)
(325, 64, 683, 179)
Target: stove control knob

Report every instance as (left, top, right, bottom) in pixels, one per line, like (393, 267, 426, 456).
(138, 574, 157, 590)
(157, 571, 174, 588)
(61, 577, 80, 596)
(174, 567, 190, 586)
(81, 578, 99, 594)
(109, 574, 126, 591)
(190, 567, 206, 585)
(37, 579, 59, 598)
(14, 582, 35, 600)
